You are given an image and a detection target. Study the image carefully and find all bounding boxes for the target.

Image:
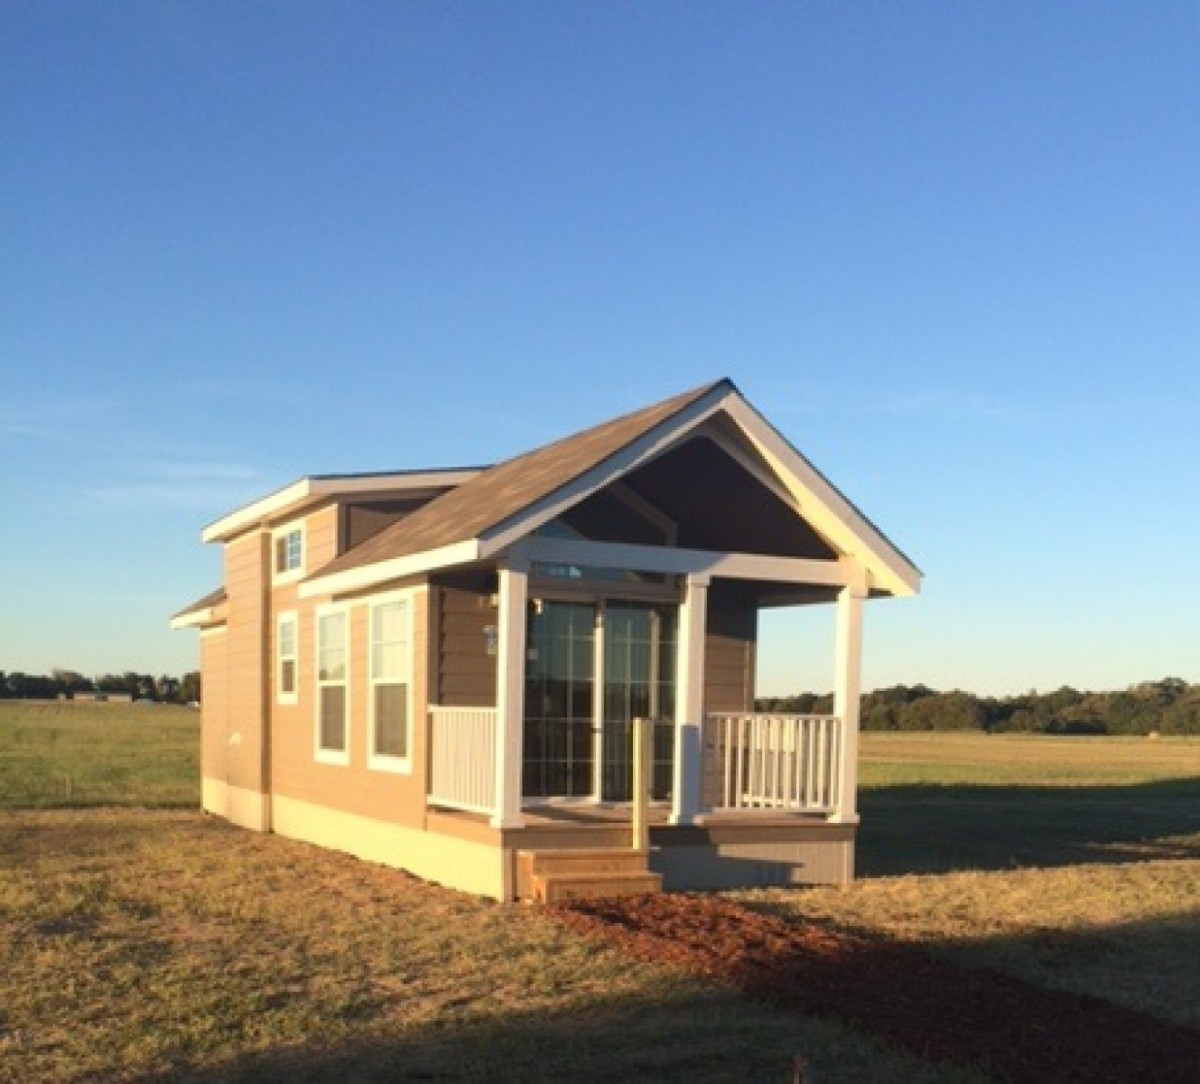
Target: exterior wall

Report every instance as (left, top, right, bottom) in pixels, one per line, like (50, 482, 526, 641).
(651, 821, 855, 888)
(199, 627, 228, 816)
(272, 793, 507, 899)
(268, 523, 433, 839)
(339, 498, 428, 551)
(433, 579, 498, 708)
(221, 531, 271, 830)
(267, 588, 430, 833)
(704, 582, 757, 712)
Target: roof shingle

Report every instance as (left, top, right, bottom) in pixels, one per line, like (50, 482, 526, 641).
(308, 379, 730, 583)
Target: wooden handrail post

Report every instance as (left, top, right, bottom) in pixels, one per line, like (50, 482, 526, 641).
(631, 716, 651, 852)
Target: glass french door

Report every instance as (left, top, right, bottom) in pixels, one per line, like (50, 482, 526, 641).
(524, 599, 677, 801)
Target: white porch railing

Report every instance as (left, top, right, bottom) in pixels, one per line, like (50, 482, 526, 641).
(428, 706, 497, 815)
(701, 712, 843, 814)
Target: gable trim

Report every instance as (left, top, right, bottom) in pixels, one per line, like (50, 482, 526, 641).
(721, 396, 921, 598)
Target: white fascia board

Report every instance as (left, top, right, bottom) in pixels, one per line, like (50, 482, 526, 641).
(170, 608, 217, 630)
(478, 386, 733, 559)
(298, 540, 481, 599)
(203, 479, 313, 542)
(201, 470, 483, 544)
(721, 397, 922, 598)
(523, 536, 863, 589)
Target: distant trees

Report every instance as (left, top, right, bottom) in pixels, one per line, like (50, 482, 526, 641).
(0, 670, 201, 704)
(757, 677, 1199, 735)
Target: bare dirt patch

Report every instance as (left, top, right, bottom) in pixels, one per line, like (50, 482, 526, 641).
(555, 893, 1200, 1082)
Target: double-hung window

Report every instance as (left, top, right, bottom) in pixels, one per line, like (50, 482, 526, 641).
(316, 608, 349, 763)
(369, 595, 411, 771)
(277, 612, 298, 704)
(273, 523, 304, 585)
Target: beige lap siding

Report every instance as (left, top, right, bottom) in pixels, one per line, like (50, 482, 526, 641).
(269, 582, 431, 832)
(199, 627, 229, 815)
(220, 531, 271, 827)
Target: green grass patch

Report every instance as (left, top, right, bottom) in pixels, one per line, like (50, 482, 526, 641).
(0, 701, 199, 809)
(858, 731, 1200, 788)
(854, 732, 1200, 876)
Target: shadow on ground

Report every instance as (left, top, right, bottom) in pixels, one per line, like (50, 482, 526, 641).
(129, 990, 928, 1084)
(556, 895, 1200, 1084)
(857, 777, 1200, 876)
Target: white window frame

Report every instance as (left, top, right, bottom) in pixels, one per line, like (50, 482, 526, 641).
(368, 589, 414, 774)
(272, 521, 306, 586)
(314, 603, 350, 765)
(277, 610, 298, 705)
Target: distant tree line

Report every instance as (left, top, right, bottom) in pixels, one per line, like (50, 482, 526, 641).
(756, 677, 1200, 735)
(0, 669, 201, 704)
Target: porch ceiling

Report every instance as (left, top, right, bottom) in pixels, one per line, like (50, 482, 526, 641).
(618, 435, 839, 560)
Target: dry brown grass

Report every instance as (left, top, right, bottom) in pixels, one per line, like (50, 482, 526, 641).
(742, 859, 1200, 1030)
(0, 810, 979, 1083)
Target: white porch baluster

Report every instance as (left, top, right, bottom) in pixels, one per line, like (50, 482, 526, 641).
(492, 560, 527, 828)
(671, 573, 708, 825)
(832, 583, 866, 822)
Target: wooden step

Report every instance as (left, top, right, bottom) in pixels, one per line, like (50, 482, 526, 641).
(516, 848, 662, 902)
(531, 869, 663, 904)
(520, 847, 650, 877)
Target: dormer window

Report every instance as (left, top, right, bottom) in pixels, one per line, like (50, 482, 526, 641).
(272, 523, 305, 584)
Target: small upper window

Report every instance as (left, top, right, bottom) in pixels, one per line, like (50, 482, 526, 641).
(273, 524, 304, 584)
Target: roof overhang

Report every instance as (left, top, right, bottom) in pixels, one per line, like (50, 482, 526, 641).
(201, 469, 484, 543)
(299, 539, 483, 598)
(170, 586, 228, 630)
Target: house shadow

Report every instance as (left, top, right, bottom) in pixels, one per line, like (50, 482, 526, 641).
(138, 911, 1200, 1084)
(132, 989, 839, 1084)
(856, 776, 1200, 877)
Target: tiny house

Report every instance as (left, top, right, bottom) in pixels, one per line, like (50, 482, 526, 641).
(172, 380, 920, 900)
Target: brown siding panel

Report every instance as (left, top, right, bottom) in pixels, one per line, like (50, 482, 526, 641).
(704, 583, 758, 713)
(436, 583, 498, 708)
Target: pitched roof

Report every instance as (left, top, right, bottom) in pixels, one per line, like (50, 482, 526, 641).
(201, 467, 483, 543)
(169, 587, 228, 629)
(306, 379, 731, 585)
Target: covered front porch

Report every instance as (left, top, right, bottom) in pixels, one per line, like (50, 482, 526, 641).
(421, 532, 869, 893)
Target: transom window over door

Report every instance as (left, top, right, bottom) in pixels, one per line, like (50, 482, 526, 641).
(370, 596, 411, 770)
(316, 608, 348, 763)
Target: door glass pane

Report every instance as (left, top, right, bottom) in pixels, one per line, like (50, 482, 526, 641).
(602, 603, 676, 801)
(523, 602, 594, 798)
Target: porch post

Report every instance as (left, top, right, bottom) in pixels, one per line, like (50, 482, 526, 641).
(671, 573, 709, 825)
(492, 560, 527, 829)
(832, 583, 867, 823)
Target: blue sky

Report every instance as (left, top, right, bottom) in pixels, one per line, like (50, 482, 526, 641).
(2, 2, 1197, 696)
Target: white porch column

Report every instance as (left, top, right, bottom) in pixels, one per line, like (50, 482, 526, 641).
(671, 573, 709, 825)
(492, 561, 528, 829)
(832, 583, 867, 823)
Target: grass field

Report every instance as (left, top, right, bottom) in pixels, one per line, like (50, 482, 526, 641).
(0, 701, 198, 809)
(1, 704, 1197, 1081)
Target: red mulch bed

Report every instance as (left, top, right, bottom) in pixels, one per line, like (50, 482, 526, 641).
(554, 893, 1200, 1082)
